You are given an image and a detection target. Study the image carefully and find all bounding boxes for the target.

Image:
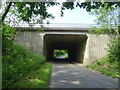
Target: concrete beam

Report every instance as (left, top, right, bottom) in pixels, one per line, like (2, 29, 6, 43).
(14, 27, 94, 32)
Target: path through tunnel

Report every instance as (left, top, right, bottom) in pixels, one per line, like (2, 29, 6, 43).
(43, 34, 87, 63)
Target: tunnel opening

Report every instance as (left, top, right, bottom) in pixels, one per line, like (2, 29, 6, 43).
(52, 49, 69, 62)
(53, 49, 68, 59)
(43, 34, 87, 63)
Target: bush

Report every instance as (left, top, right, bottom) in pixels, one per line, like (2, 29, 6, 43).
(2, 44, 45, 88)
(1, 23, 16, 56)
(108, 37, 120, 63)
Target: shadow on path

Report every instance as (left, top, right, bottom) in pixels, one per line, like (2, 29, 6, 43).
(49, 62, 119, 88)
(48, 59, 80, 64)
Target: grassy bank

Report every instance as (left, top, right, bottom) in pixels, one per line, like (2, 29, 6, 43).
(2, 44, 52, 88)
(13, 62, 52, 88)
(85, 55, 119, 79)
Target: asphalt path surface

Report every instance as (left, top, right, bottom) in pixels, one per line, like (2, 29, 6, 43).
(49, 62, 119, 88)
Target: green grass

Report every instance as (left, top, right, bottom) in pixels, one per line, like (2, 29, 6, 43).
(85, 55, 120, 79)
(13, 62, 52, 88)
(2, 44, 52, 88)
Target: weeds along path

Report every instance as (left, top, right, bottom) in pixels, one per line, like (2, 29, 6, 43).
(49, 62, 118, 88)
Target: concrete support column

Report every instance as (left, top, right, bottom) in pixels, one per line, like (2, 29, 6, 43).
(83, 34, 89, 65)
(38, 33, 45, 56)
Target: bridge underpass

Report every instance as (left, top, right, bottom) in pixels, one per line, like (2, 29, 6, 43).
(43, 34, 87, 63)
(15, 27, 113, 65)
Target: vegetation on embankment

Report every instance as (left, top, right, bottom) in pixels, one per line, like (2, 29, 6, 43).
(13, 61, 52, 88)
(86, 55, 120, 80)
(2, 23, 52, 88)
(2, 44, 52, 88)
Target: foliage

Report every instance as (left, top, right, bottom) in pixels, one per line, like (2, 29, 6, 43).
(86, 55, 119, 79)
(1, 23, 16, 55)
(37, 26, 44, 32)
(88, 3, 119, 66)
(108, 37, 120, 63)
(54, 50, 68, 58)
(2, 24, 51, 88)
(89, 26, 110, 35)
(89, 3, 119, 35)
(61, 2, 120, 16)
(12, 2, 59, 25)
(2, 44, 45, 88)
(1, 2, 120, 26)
(13, 62, 52, 88)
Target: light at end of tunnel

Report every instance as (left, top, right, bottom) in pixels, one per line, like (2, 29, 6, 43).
(53, 49, 69, 59)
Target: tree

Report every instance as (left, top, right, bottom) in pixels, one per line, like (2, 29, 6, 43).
(89, 3, 119, 36)
(61, 2, 120, 16)
(13, 2, 59, 25)
(1, 1, 120, 26)
(88, 3, 120, 63)
(0, 2, 12, 25)
(0, 2, 59, 26)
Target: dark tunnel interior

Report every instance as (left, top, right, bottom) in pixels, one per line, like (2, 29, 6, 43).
(43, 34, 87, 63)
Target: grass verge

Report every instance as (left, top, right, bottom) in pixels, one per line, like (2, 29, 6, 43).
(13, 62, 52, 88)
(85, 55, 120, 80)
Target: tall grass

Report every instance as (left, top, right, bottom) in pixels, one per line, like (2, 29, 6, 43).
(86, 55, 119, 79)
(2, 44, 51, 88)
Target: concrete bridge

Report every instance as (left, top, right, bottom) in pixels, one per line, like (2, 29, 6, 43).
(15, 26, 114, 65)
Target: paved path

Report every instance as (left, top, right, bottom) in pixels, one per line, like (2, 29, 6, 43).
(49, 62, 119, 88)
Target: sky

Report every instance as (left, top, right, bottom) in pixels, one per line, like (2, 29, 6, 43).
(0, 0, 97, 27)
(44, 2, 96, 25)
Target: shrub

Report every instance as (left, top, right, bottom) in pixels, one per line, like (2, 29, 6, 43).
(108, 37, 120, 63)
(1, 23, 16, 56)
(2, 44, 45, 88)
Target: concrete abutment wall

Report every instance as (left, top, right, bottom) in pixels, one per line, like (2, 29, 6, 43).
(15, 31, 44, 56)
(83, 34, 112, 65)
(15, 28, 113, 65)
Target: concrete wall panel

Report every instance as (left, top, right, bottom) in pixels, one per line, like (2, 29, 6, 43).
(86, 34, 113, 64)
(15, 31, 44, 56)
